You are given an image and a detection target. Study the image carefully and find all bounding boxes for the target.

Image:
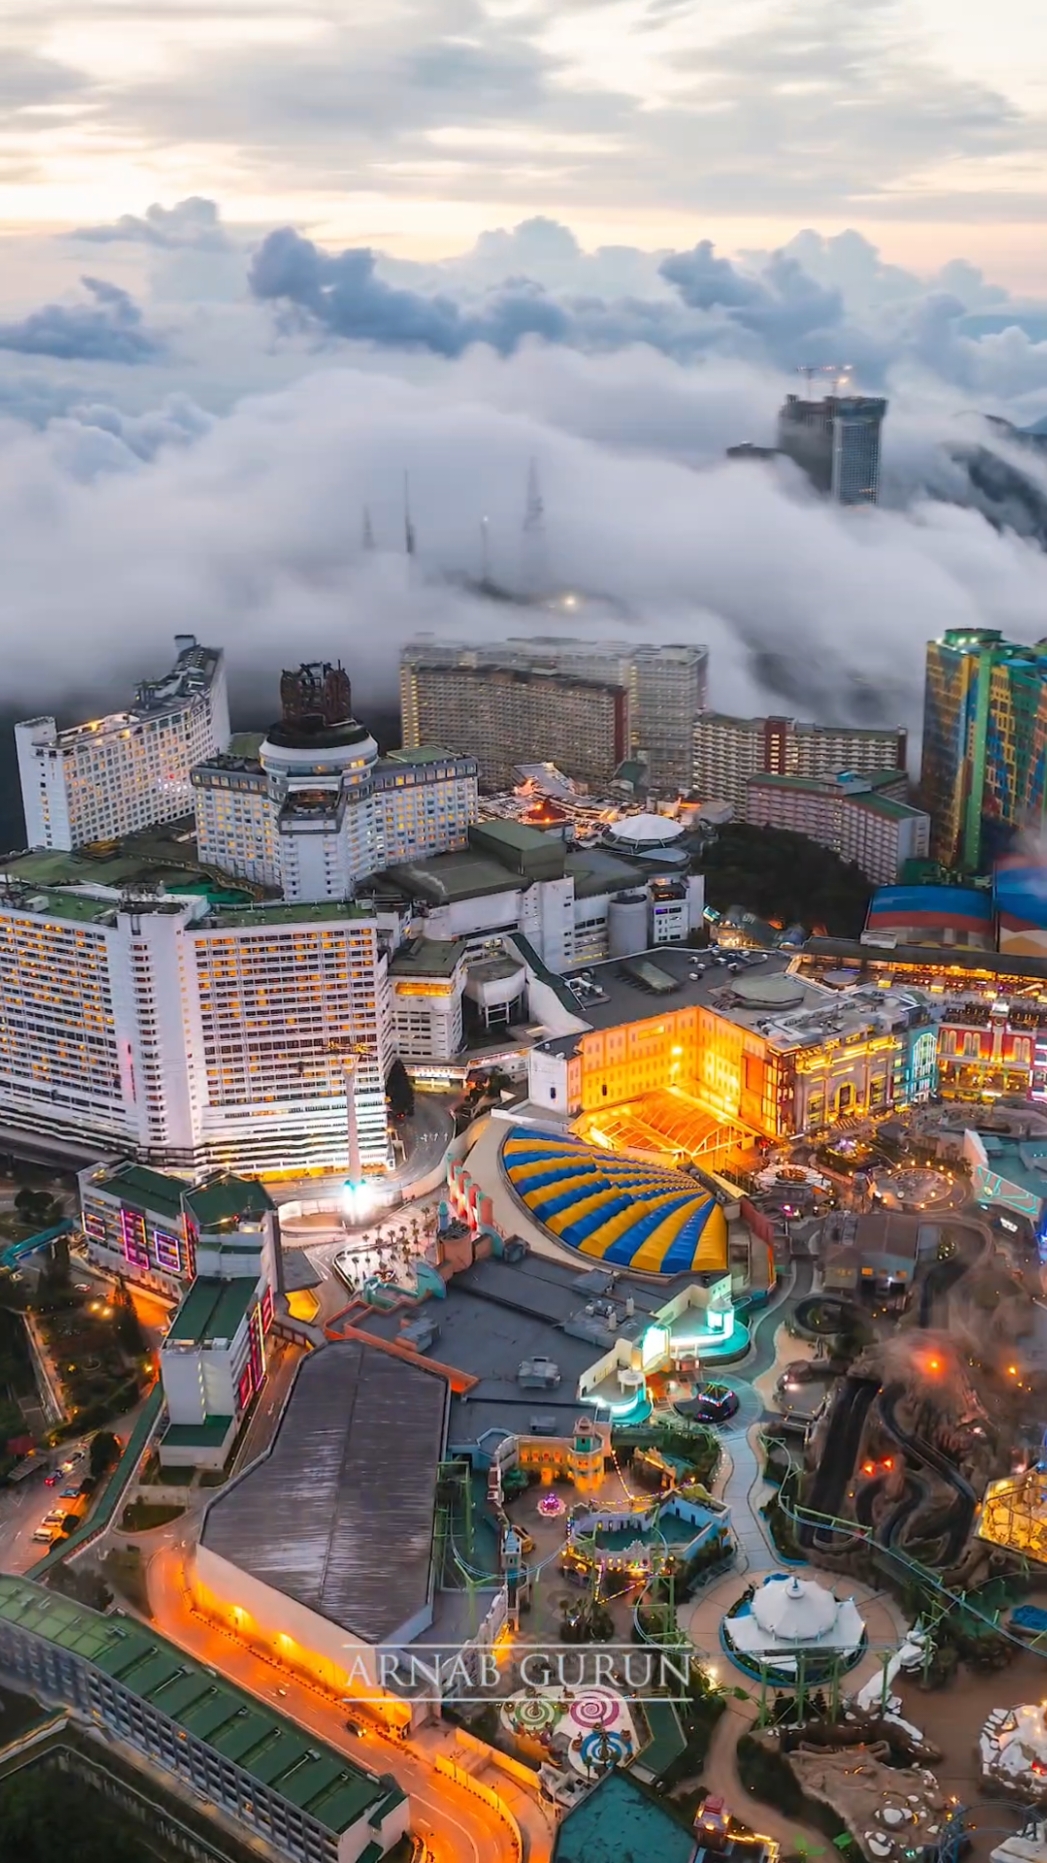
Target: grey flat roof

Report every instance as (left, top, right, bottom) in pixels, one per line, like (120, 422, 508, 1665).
(376, 849, 520, 904)
(201, 1341, 449, 1644)
(534, 947, 816, 1056)
(352, 1255, 668, 1448)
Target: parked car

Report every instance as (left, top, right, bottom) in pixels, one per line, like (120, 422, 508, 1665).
(60, 1486, 79, 1500)
(31, 1527, 55, 1544)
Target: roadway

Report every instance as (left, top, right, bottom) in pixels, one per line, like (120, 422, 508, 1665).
(145, 1539, 534, 1863)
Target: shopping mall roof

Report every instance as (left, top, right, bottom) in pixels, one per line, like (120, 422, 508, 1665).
(353, 1252, 668, 1447)
(0, 1574, 402, 1838)
(537, 946, 803, 1047)
(201, 1340, 449, 1645)
(501, 1127, 729, 1276)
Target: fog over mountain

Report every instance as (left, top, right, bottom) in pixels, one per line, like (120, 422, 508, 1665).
(3, 209, 1047, 785)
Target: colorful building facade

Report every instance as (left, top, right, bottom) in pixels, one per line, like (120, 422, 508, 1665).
(921, 629, 1047, 871)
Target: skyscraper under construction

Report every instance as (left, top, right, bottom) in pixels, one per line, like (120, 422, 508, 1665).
(777, 391, 887, 505)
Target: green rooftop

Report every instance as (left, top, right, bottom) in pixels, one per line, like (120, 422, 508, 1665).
(160, 1416, 234, 1450)
(200, 900, 374, 927)
(90, 1160, 188, 1222)
(184, 1174, 274, 1228)
(166, 1276, 257, 1346)
(0, 1574, 402, 1838)
(383, 744, 468, 765)
(554, 1768, 697, 1863)
(227, 731, 265, 757)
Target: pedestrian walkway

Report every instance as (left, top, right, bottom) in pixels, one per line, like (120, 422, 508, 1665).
(721, 1424, 777, 1575)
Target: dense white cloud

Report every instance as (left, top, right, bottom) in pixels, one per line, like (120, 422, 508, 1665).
(2, 350, 1047, 748)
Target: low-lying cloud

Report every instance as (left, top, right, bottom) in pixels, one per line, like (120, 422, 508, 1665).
(0, 277, 165, 364)
(2, 353, 1047, 750)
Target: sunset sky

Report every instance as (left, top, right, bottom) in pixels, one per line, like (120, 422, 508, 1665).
(3, 0, 1047, 285)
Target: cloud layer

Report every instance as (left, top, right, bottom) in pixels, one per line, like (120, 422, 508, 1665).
(3, 347, 1047, 748)
(0, 278, 166, 364)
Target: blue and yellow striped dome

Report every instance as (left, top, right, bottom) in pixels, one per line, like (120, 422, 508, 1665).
(500, 1128, 729, 1277)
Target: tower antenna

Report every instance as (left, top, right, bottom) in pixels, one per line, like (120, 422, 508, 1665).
(480, 514, 491, 586)
(362, 506, 374, 552)
(521, 457, 547, 595)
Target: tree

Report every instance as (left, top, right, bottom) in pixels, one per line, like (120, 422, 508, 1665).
(13, 1188, 60, 1229)
(385, 1058, 415, 1122)
(109, 1279, 145, 1356)
(89, 1430, 119, 1478)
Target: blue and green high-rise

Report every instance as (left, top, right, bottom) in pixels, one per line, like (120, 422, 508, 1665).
(921, 629, 1047, 871)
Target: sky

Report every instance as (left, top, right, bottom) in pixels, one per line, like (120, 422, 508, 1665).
(4, 0, 1047, 282)
(3, 0, 1047, 752)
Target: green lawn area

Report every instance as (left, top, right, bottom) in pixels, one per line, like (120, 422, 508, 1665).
(119, 1500, 185, 1533)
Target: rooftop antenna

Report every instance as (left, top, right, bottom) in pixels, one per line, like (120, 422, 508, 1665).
(403, 472, 416, 559)
(362, 506, 374, 552)
(521, 457, 547, 596)
(480, 513, 491, 585)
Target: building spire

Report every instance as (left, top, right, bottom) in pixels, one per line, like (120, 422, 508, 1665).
(362, 506, 374, 551)
(404, 472, 416, 558)
(480, 513, 491, 586)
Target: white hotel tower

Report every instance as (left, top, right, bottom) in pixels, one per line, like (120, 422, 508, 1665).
(0, 886, 392, 1177)
(192, 668, 477, 902)
(16, 636, 230, 851)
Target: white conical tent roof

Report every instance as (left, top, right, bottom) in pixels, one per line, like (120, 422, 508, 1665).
(751, 1575, 838, 1642)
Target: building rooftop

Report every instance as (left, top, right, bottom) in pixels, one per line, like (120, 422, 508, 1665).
(227, 731, 265, 758)
(389, 936, 464, 979)
(0, 1573, 401, 1838)
(85, 1160, 187, 1221)
(0, 823, 260, 910)
(553, 1766, 699, 1863)
(353, 1252, 671, 1450)
(165, 1276, 257, 1346)
(501, 1127, 729, 1277)
(200, 1340, 449, 1646)
(376, 848, 524, 905)
(801, 937, 1047, 988)
(196, 900, 374, 928)
(383, 744, 474, 767)
(184, 1175, 275, 1229)
(972, 1132, 1047, 1204)
(536, 947, 933, 1060)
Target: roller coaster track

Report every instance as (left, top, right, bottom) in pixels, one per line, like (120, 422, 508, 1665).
(764, 1432, 1047, 1666)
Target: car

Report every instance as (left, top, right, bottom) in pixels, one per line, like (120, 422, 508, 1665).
(74, 1282, 90, 1294)
(60, 1486, 79, 1500)
(44, 1472, 60, 1487)
(43, 1512, 64, 1527)
(31, 1527, 55, 1544)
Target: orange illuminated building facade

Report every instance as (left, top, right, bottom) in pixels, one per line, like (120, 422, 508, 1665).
(530, 956, 931, 1143)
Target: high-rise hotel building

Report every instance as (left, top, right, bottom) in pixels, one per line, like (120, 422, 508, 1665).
(693, 711, 908, 811)
(16, 635, 230, 850)
(921, 628, 1047, 871)
(400, 633, 708, 794)
(193, 666, 478, 901)
(0, 883, 392, 1178)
